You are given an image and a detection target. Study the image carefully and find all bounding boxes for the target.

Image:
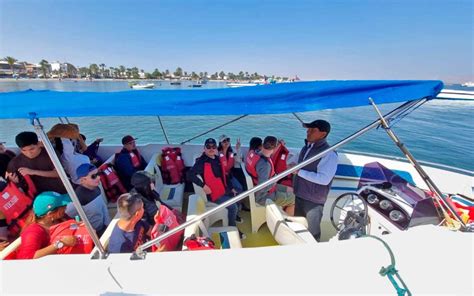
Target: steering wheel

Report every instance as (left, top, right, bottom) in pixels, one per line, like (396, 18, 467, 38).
(330, 192, 369, 232)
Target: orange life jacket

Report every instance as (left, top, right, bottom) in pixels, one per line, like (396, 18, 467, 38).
(271, 144, 293, 187)
(245, 149, 261, 185)
(203, 162, 226, 202)
(150, 204, 184, 252)
(49, 219, 95, 254)
(98, 163, 127, 202)
(129, 151, 142, 168)
(161, 147, 185, 184)
(218, 151, 235, 175)
(246, 152, 276, 193)
(0, 181, 35, 239)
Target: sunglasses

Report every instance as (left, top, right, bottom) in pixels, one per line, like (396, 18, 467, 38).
(205, 144, 217, 149)
(222, 138, 230, 143)
(89, 173, 100, 180)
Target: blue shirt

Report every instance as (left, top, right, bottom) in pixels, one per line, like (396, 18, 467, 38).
(108, 220, 150, 253)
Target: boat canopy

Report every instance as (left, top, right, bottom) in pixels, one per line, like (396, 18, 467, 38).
(0, 80, 443, 119)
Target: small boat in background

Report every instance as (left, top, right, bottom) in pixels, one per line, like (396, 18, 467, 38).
(129, 82, 155, 89)
(461, 81, 474, 87)
(226, 82, 258, 88)
(170, 81, 181, 85)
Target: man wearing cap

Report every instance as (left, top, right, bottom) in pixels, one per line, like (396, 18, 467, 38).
(293, 120, 338, 241)
(187, 138, 239, 228)
(16, 191, 76, 259)
(65, 163, 110, 236)
(6, 131, 67, 194)
(115, 135, 147, 190)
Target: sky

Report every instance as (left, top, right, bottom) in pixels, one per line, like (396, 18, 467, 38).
(0, 0, 472, 82)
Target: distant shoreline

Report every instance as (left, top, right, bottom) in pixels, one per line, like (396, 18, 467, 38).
(0, 78, 229, 82)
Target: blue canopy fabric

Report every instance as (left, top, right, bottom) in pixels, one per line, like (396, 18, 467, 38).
(0, 80, 443, 119)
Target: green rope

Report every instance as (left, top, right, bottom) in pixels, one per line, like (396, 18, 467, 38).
(362, 235, 412, 296)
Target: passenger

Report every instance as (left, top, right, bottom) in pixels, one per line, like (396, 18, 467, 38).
(79, 134, 104, 166)
(254, 136, 295, 215)
(217, 135, 243, 191)
(108, 193, 154, 253)
(115, 135, 147, 190)
(187, 138, 241, 234)
(293, 120, 338, 242)
(245, 137, 262, 167)
(130, 171, 162, 225)
(6, 131, 67, 194)
(16, 191, 76, 259)
(65, 163, 110, 236)
(0, 141, 16, 159)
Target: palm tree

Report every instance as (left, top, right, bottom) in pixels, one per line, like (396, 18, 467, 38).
(89, 64, 99, 78)
(99, 63, 106, 78)
(174, 67, 183, 77)
(119, 65, 126, 79)
(39, 59, 49, 78)
(3, 56, 18, 77)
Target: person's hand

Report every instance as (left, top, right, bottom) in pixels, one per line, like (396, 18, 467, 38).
(0, 143, 6, 154)
(95, 138, 104, 143)
(153, 209, 161, 223)
(231, 188, 238, 196)
(203, 185, 212, 195)
(154, 243, 166, 252)
(18, 167, 35, 176)
(0, 240, 9, 251)
(5, 171, 19, 183)
(235, 138, 241, 150)
(278, 139, 286, 146)
(61, 236, 77, 247)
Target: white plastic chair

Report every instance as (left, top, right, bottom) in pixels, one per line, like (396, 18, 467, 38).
(242, 164, 267, 233)
(265, 199, 317, 245)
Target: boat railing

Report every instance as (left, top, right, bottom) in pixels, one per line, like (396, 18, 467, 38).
(132, 100, 419, 259)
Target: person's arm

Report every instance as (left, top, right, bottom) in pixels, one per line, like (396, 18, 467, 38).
(297, 152, 338, 185)
(115, 153, 134, 178)
(64, 203, 78, 220)
(17, 167, 59, 179)
(187, 159, 205, 187)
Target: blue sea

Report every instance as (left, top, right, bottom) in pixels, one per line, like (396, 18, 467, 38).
(0, 80, 473, 172)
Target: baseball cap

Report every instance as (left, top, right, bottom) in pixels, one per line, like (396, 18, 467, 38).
(204, 138, 217, 146)
(33, 191, 71, 216)
(302, 119, 331, 134)
(76, 163, 97, 179)
(122, 135, 137, 145)
(218, 134, 230, 143)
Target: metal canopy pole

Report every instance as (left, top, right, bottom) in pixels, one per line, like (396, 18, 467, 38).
(156, 116, 170, 144)
(292, 112, 304, 124)
(180, 115, 248, 145)
(31, 117, 107, 258)
(369, 98, 466, 229)
(132, 100, 418, 259)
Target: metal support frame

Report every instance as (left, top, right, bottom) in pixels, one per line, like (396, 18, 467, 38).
(292, 112, 304, 124)
(133, 100, 418, 259)
(369, 98, 466, 229)
(180, 115, 248, 145)
(156, 116, 170, 144)
(31, 117, 107, 258)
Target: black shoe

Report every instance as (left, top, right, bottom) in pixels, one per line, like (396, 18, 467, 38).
(241, 205, 251, 212)
(236, 215, 244, 224)
(239, 230, 246, 240)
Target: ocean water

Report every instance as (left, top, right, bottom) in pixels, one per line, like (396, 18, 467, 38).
(0, 80, 473, 172)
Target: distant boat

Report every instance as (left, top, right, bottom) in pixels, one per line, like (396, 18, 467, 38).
(461, 81, 474, 87)
(226, 82, 258, 88)
(437, 89, 474, 101)
(170, 81, 181, 85)
(189, 81, 203, 87)
(130, 82, 155, 89)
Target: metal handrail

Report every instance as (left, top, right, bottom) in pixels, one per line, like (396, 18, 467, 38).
(132, 100, 419, 258)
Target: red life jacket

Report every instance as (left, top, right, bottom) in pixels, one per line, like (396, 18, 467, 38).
(271, 144, 293, 187)
(129, 151, 141, 168)
(246, 153, 276, 193)
(184, 234, 215, 251)
(218, 151, 235, 175)
(161, 147, 185, 184)
(150, 204, 184, 252)
(98, 163, 127, 202)
(245, 150, 261, 185)
(0, 181, 35, 239)
(49, 219, 95, 254)
(203, 162, 226, 202)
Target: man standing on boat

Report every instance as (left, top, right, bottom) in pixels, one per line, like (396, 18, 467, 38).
(115, 135, 147, 190)
(293, 120, 338, 241)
